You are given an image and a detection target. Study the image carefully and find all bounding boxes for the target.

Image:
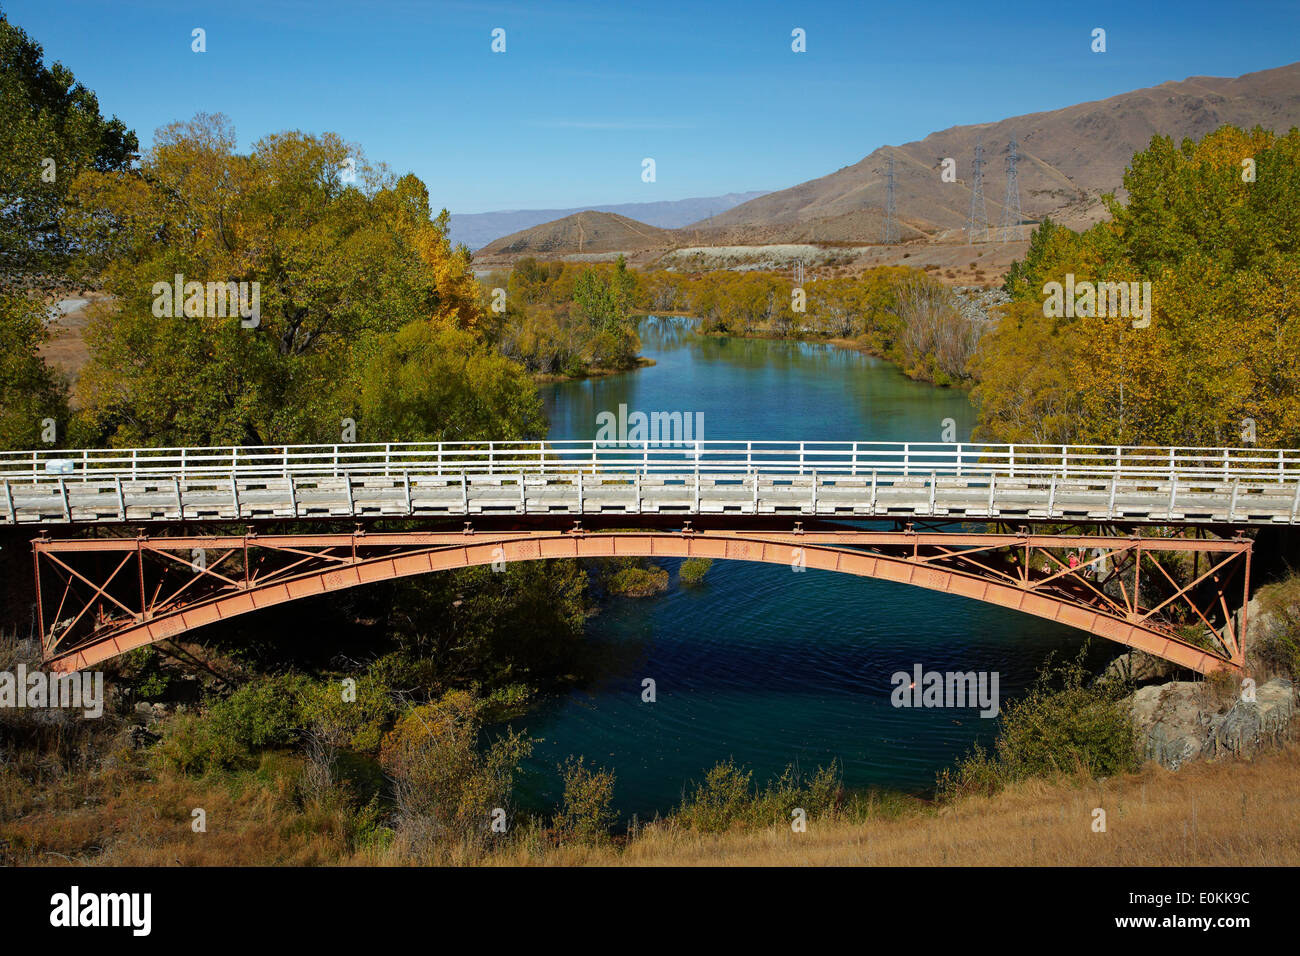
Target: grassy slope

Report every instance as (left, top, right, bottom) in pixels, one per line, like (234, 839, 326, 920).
(6, 734, 1298, 866)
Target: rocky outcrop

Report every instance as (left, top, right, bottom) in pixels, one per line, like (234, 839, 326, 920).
(1204, 678, 1296, 759)
(1102, 649, 1176, 685)
(1127, 677, 1296, 770)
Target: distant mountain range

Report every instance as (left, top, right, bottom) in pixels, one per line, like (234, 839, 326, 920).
(449, 192, 769, 250)
(472, 60, 1300, 263)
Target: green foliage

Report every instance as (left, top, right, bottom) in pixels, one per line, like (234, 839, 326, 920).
(980, 125, 1300, 447)
(678, 557, 712, 586)
(573, 255, 634, 333)
(677, 759, 754, 831)
(118, 646, 172, 701)
(490, 256, 642, 376)
(938, 645, 1138, 800)
(298, 673, 399, 754)
(607, 565, 669, 597)
(0, 10, 137, 282)
(354, 319, 546, 442)
(152, 713, 247, 776)
(61, 113, 497, 447)
(1003, 216, 1072, 301)
(379, 689, 533, 859)
(0, 292, 69, 449)
(674, 759, 842, 833)
(554, 756, 617, 844)
(208, 673, 312, 749)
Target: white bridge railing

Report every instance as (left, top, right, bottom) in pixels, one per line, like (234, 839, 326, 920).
(2, 440, 1299, 483)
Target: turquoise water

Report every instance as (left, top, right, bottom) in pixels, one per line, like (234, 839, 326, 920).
(508, 317, 1092, 821)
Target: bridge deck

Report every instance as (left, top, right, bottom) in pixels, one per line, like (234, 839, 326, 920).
(5, 440, 1300, 527)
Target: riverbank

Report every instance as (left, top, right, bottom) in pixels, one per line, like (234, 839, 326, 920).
(7, 729, 1296, 866)
(691, 323, 971, 389)
(532, 356, 656, 384)
(505, 738, 1300, 866)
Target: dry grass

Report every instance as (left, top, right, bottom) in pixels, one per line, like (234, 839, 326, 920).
(1, 753, 351, 866)
(492, 742, 1300, 866)
(6, 733, 1299, 867)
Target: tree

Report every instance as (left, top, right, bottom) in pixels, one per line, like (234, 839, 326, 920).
(354, 320, 546, 442)
(570, 260, 640, 369)
(0, 292, 69, 449)
(0, 9, 137, 285)
(62, 114, 492, 446)
(981, 126, 1300, 447)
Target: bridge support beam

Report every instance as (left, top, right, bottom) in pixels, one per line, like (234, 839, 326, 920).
(33, 528, 1252, 676)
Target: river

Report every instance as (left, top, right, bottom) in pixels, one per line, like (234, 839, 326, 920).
(507, 316, 1094, 821)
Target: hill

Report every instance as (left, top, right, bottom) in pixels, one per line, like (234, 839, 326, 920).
(449, 191, 768, 250)
(476, 210, 678, 258)
(696, 61, 1300, 235)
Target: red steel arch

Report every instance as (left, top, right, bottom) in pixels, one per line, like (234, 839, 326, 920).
(36, 529, 1248, 675)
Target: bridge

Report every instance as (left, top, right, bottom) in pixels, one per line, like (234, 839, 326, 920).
(5, 440, 1300, 525)
(4, 439, 1285, 677)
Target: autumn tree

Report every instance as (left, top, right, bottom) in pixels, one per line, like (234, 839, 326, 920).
(978, 125, 1300, 447)
(354, 321, 546, 442)
(62, 114, 495, 446)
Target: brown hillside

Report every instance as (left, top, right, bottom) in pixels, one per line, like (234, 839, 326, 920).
(477, 210, 676, 257)
(698, 61, 1300, 234)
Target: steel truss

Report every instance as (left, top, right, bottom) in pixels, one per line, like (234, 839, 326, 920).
(33, 525, 1251, 675)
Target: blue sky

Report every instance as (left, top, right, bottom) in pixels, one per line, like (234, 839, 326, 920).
(8, 0, 1300, 213)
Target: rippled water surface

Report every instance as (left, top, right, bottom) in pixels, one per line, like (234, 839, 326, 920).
(507, 317, 1090, 820)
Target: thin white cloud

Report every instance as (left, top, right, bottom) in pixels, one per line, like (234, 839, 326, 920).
(525, 119, 694, 130)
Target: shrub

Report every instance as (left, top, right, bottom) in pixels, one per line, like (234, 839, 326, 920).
(119, 646, 172, 700)
(938, 644, 1137, 800)
(676, 759, 754, 832)
(208, 673, 311, 748)
(554, 756, 617, 844)
(152, 714, 246, 775)
(675, 759, 843, 833)
(379, 690, 532, 861)
(299, 669, 397, 753)
(608, 566, 669, 597)
(679, 558, 712, 586)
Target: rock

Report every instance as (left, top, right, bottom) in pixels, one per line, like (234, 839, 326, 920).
(951, 286, 1010, 325)
(132, 700, 172, 722)
(1126, 677, 1296, 770)
(1204, 678, 1296, 760)
(1129, 682, 1205, 769)
(1103, 650, 1175, 685)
